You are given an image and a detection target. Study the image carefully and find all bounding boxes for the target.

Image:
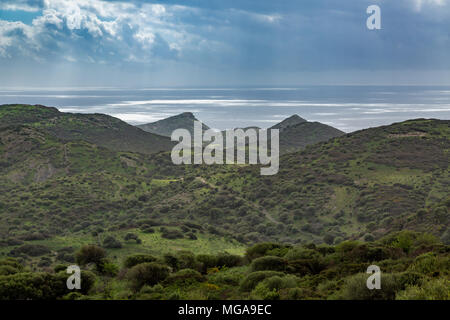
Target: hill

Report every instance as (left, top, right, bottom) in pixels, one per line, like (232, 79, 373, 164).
(270, 114, 307, 131)
(219, 115, 344, 154)
(137, 112, 210, 137)
(0, 104, 173, 155)
(0, 105, 448, 281)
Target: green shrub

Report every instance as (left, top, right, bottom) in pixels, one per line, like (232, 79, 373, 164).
(124, 254, 157, 268)
(407, 252, 438, 275)
(240, 271, 285, 292)
(246, 243, 288, 261)
(251, 282, 280, 300)
(196, 254, 217, 273)
(9, 244, 50, 257)
(97, 259, 119, 277)
(216, 253, 243, 268)
(0, 265, 20, 276)
(0, 273, 67, 300)
(251, 256, 287, 272)
(284, 248, 320, 261)
(396, 278, 449, 300)
(75, 245, 106, 266)
(54, 264, 68, 273)
(163, 269, 204, 286)
(339, 273, 402, 300)
(103, 236, 122, 249)
(127, 262, 170, 291)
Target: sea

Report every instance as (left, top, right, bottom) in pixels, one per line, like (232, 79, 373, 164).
(0, 86, 449, 133)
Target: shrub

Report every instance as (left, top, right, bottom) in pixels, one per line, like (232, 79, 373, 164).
(124, 254, 157, 268)
(9, 244, 50, 257)
(161, 228, 184, 240)
(0, 258, 23, 271)
(196, 254, 218, 273)
(392, 231, 414, 254)
(323, 234, 335, 245)
(407, 252, 439, 276)
(339, 273, 402, 300)
(240, 271, 285, 292)
(163, 269, 204, 286)
(441, 229, 450, 245)
(0, 265, 20, 276)
(75, 245, 106, 266)
(246, 243, 288, 261)
(396, 278, 449, 300)
(0, 273, 67, 300)
(54, 264, 68, 273)
(251, 283, 280, 300)
(124, 233, 140, 243)
(261, 275, 299, 291)
(175, 251, 198, 271)
(0, 270, 95, 299)
(103, 236, 122, 249)
(251, 256, 287, 272)
(127, 262, 170, 291)
(97, 259, 119, 277)
(284, 248, 320, 261)
(216, 253, 243, 268)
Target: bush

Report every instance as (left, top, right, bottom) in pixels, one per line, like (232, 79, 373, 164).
(0, 273, 67, 300)
(0, 270, 95, 299)
(251, 283, 280, 300)
(396, 278, 449, 300)
(339, 273, 402, 300)
(246, 243, 288, 261)
(216, 253, 243, 268)
(251, 256, 287, 272)
(0, 265, 20, 276)
(127, 262, 170, 291)
(196, 254, 218, 273)
(284, 248, 320, 261)
(124, 254, 157, 268)
(163, 269, 204, 286)
(75, 245, 106, 266)
(261, 275, 298, 291)
(0, 258, 23, 271)
(240, 271, 285, 292)
(124, 233, 140, 243)
(103, 236, 122, 249)
(97, 259, 119, 277)
(9, 244, 50, 257)
(171, 251, 198, 271)
(161, 228, 184, 240)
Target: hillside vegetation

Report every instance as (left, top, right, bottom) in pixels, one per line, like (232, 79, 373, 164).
(0, 104, 448, 300)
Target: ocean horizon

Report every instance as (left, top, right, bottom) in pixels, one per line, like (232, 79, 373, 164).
(1, 85, 449, 133)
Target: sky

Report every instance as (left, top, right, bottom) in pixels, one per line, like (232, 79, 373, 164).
(0, 0, 450, 87)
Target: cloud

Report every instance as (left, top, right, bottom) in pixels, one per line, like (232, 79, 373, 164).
(0, 1, 44, 12)
(411, 0, 446, 12)
(0, 0, 449, 86)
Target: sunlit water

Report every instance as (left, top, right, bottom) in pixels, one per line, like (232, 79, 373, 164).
(1, 86, 449, 132)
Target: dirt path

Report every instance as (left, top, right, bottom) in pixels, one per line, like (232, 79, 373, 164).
(195, 177, 280, 224)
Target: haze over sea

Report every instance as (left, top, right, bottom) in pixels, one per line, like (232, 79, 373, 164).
(1, 86, 449, 133)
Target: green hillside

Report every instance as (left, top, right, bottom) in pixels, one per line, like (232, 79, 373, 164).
(0, 104, 173, 155)
(278, 121, 345, 154)
(0, 105, 448, 300)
